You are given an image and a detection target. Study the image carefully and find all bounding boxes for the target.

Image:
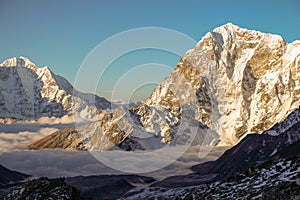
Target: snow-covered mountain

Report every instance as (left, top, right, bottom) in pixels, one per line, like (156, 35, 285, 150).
(132, 22, 300, 146)
(30, 23, 300, 150)
(0, 57, 111, 120)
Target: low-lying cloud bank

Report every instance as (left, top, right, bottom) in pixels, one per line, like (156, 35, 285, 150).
(0, 146, 227, 180)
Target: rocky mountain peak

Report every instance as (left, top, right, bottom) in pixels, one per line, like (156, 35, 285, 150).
(137, 23, 300, 145)
(0, 57, 111, 120)
(0, 56, 38, 70)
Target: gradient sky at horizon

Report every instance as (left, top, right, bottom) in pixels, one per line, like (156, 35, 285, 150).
(1, 0, 300, 100)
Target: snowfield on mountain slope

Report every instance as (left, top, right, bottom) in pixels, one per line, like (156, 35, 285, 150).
(0, 56, 111, 120)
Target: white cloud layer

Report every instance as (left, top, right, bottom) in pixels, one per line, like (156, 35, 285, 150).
(0, 115, 86, 152)
(0, 115, 228, 180)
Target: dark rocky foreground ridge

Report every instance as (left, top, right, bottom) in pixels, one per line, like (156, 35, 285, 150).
(0, 164, 30, 197)
(2, 177, 82, 200)
(0, 165, 30, 188)
(1, 174, 155, 200)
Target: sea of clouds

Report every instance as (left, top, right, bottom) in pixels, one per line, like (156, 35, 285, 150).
(0, 146, 227, 180)
(0, 116, 76, 152)
(0, 116, 228, 180)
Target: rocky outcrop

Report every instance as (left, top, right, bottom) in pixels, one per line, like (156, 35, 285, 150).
(2, 174, 155, 200)
(27, 127, 83, 150)
(28, 107, 158, 151)
(3, 177, 82, 200)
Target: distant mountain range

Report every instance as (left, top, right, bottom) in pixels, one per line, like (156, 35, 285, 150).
(1, 22, 300, 200)
(29, 23, 300, 150)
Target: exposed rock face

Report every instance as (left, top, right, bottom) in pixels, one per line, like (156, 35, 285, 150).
(29, 107, 159, 151)
(28, 127, 83, 150)
(132, 23, 300, 145)
(0, 57, 111, 120)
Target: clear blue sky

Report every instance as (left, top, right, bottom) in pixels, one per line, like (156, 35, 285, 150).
(1, 0, 300, 100)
